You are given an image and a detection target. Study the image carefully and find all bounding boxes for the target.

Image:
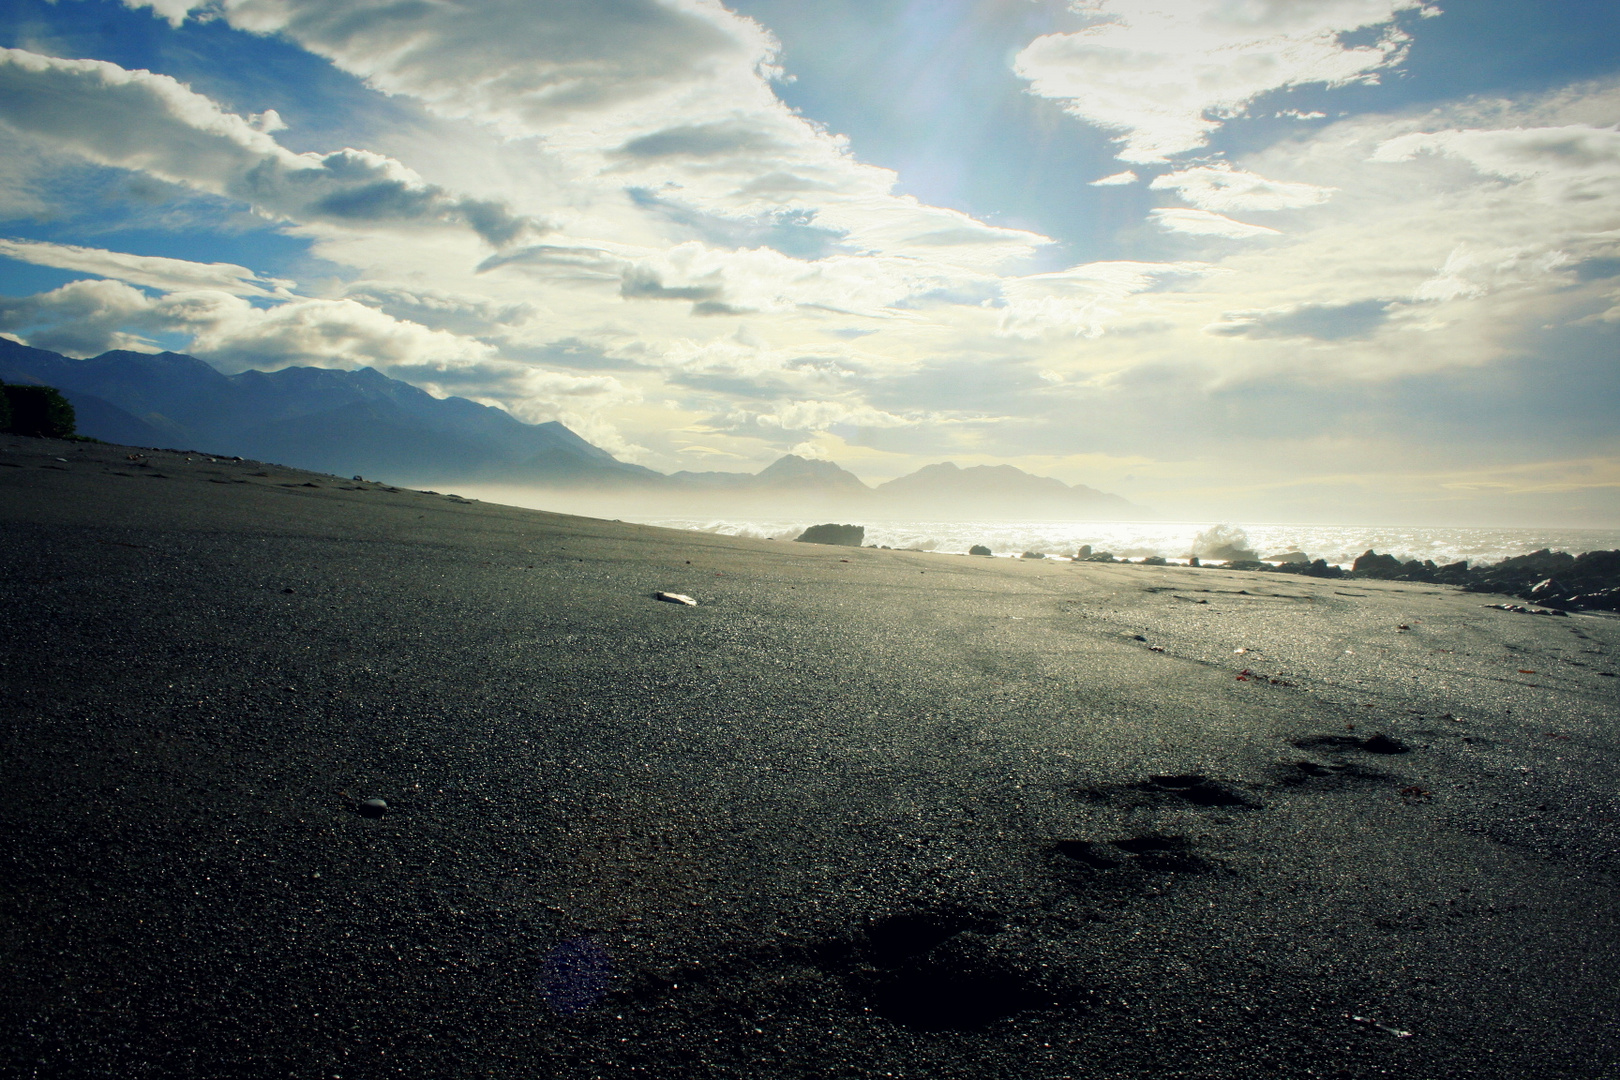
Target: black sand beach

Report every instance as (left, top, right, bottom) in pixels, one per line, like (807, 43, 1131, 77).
(3, 434, 1618, 1079)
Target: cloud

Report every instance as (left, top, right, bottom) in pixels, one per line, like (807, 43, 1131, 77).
(342, 282, 536, 335)
(1089, 170, 1138, 187)
(179, 295, 497, 374)
(1014, 0, 1436, 163)
(1000, 260, 1216, 337)
(0, 275, 498, 373)
(1371, 124, 1620, 201)
(752, 399, 914, 432)
(0, 237, 292, 296)
(121, 0, 196, 27)
(475, 243, 625, 281)
(1150, 164, 1336, 212)
(606, 240, 992, 319)
(626, 189, 849, 259)
(1207, 299, 1393, 340)
(0, 278, 160, 356)
(1149, 209, 1281, 239)
(0, 48, 538, 245)
(116, 0, 1047, 273)
(614, 122, 785, 160)
(182, 0, 777, 136)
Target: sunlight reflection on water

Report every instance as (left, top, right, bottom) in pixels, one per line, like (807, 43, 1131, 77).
(640, 519, 1620, 568)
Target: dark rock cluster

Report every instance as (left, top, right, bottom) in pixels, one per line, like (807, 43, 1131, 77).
(794, 523, 866, 547)
(1341, 547, 1620, 611)
(1182, 545, 1620, 609)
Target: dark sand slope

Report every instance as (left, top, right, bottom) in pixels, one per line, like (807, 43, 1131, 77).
(2, 436, 1618, 1080)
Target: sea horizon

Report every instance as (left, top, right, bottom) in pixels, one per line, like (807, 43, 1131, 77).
(638, 517, 1620, 569)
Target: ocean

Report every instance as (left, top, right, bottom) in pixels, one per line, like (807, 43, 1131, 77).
(638, 519, 1620, 568)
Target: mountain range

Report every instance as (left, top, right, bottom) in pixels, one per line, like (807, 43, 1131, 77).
(0, 338, 1146, 519)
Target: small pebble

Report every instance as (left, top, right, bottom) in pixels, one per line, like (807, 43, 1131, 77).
(358, 798, 388, 818)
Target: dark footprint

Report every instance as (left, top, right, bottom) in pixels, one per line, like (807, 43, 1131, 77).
(863, 909, 994, 968)
(1052, 839, 1126, 869)
(873, 961, 1052, 1032)
(1111, 834, 1209, 873)
(1140, 773, 1262, 808)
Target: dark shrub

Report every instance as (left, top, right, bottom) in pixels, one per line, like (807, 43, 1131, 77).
(3, 384, 75, 437)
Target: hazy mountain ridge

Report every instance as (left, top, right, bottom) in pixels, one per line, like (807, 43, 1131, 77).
(0, 338, 656, 486)
(875, 461, 1136, 517)
(0, 339, 1146, 518)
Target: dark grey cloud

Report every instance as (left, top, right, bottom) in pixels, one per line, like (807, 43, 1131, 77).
(344, 283, 535, 335)
(735, 171, 844, 197)
(242, 150, 538, 246)
(476, 244, 622, 280)
(1573, 257, 1620, 282)
(1209, 299, 1392, 340)
(615, 123, 783, 159)
(619, 267, 723, 302)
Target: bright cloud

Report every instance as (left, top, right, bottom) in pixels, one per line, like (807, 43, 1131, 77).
(1150, 164, 1337, 212)
(1015, 0, 1437, 162)
(0, 48, 537, 245)
(0, 238, 291, 296)
(1089, 170, 1138, 187)
(0, 1, 1612, 524)
(1149, 209, 1282, 239)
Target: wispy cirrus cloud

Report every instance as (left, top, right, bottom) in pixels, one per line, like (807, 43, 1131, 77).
(1149, 209, 1281, 239)
(0, 237, 292, 296)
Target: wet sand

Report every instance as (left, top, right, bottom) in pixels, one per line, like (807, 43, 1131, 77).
(2, 434, 1618, 1079)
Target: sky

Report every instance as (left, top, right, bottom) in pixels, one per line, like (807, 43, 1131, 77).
(0, 0, 1617, 526)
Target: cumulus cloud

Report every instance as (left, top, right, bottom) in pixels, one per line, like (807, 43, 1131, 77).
(0, 275, 497, 374)
(0, 278, 161, 356)
(116, 0, 1044, 272)
(0, 237, 292, 296)
(0, 48, 537, 245)
(177, 295, 496, 373)
(1149, 209, 1281, 239)
(1150, 164, 1336, 212)
(1015, 0, 1437, 163)
(180, 0, 779, 136)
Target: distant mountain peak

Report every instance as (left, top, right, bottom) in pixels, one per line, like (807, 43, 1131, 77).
(756, 454, 870, 489)
(875, 459, 1146, 518)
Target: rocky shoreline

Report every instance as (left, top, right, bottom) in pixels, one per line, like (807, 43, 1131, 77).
(1288, 547, 1620, 613)
(957, 540, 1620, 614)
